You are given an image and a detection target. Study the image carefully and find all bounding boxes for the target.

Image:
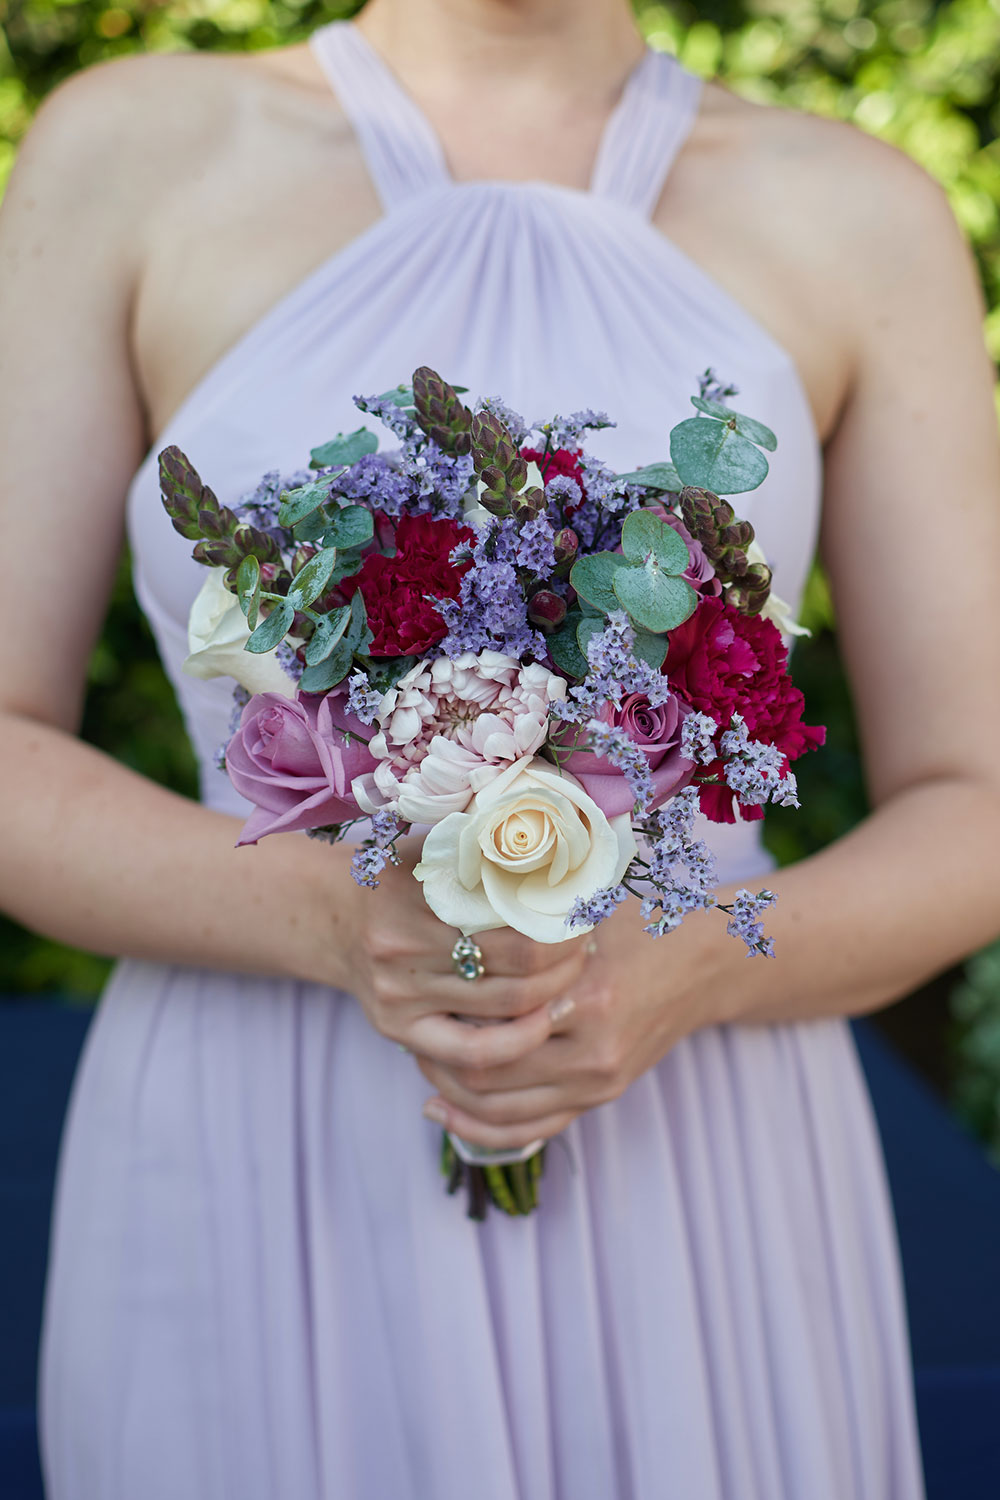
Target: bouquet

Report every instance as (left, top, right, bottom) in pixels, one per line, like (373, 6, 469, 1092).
(159, 366, 824, 1219)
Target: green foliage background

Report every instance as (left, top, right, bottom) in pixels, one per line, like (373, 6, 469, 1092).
(2, 0, 1000, 1149)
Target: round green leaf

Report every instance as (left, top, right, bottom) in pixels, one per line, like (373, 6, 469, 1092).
(569, 552, 622, 613)
(632, 628, 669, 670)
(669, 418, 769, 495)
(621, 510, 690, 574)
(288, 547, 339, 609)
(689, 396, 777, 453)
(611, 566, 697, 634)
(323, 506, 375, 551)
(616, 462, 683, 492)
(304, 605, 351, 665)
(236, 555, 261, 629)
(278, 480, 333, 528)
(309, 427, 379, 469)
(547, 617, 589, 679)
(299, 638, 354, 693)
(245, 598, 295, 654)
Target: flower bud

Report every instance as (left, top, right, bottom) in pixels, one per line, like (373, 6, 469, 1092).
(511, 485, 545, 522)
(553, 527, 579, 566)
(291, 544, 317, 577)
(527, 590, 568, 632)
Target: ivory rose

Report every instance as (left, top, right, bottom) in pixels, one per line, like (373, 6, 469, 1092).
(183, 568, 297, 698)
(413, 757, 635, 943)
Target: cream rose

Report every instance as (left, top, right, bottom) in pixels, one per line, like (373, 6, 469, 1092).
(413, 756, 636, 943)
(183, 568, 297, 699)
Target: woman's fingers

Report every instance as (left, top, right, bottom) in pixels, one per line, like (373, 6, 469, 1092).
(424, 1094, 576, 1151)
(405, 1003, 555, 1070)
(414, 950, 585, 1021)
(417, 1059, 568, 1126)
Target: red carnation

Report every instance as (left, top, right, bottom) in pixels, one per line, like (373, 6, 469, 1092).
(340, 513, 473, 658)
(664, 595, 825, 822)
(522, 446, 585, 496)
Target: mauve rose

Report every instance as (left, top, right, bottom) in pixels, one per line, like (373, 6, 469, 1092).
(227, 690, 376, 845)
(556, 692, 696, 816)
(656, 509, 722, 597)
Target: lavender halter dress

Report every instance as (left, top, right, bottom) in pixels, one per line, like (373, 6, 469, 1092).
(39, 21, 926, 1500)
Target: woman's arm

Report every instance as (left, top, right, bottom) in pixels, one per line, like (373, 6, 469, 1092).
(416, 134, 1000, 1148)
(0, 64, 582, 1059)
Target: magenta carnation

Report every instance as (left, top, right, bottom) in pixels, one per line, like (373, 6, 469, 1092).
(340, 513, 473, 658)
(664, 596, 825, 822)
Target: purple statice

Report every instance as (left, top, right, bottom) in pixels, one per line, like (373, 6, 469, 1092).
(214, 684, 251, 771)
(632, 787, 720, 937)
(399, 440, 475, 519)
(237, 468, 314, 528)
(478, 396, 529, 445)
(719, 713, 800, 809)
(544, 473, 583, 513)
(351, 807, 403, 889)
(335, 453, 411, 518)
(354, 391, 419, 441)
(580, 719, 655, 812)
(723, 887, 778, 957)
(437, 517, 546, 660)
(536, 410, 615, 447)
(578, 454, 632, 517)
(275, 641, 304, 684)
(345, 671, 382, 725)
(698, 368, 740, 403)
(680, 710, 720, 766)
(516, 513, 557, 575)
(566, 882, 628, 932)
(552, 612, 672, 728)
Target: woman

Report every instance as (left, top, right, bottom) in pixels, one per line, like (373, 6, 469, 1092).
(3, 0, 999, 1495)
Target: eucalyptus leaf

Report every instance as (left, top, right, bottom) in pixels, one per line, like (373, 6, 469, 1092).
(278, 480, 333, 528)
(368, 655, 418, 693)
(616, 462, 683, 492)
(304, 605, 351, 666)
(632, 627, 670, 670)
(689, 396, 778, 452)
(236, 555, 261, 630)
(621, 510, 690, 574)
(376, 385, 415, 408)
(576, 615, 606, 664)
(309, 427, 378, 469)
(299, 638, 354, 693)
(344, 589, 369, 651)
(323, 506, 374, 551)
(669, 418, 769, 495)
(569, 552, 621, 613)
(287, 547, 339, 609)
(547, 618, 589, 679)
(612, 566, 697, 634)
(292, 510, 329, 544)
(245, 598, 295, 654)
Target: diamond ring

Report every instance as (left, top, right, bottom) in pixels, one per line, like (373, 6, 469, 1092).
(451, 935, 485, 982)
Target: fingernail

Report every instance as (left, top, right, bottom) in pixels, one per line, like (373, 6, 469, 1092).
(548, 996, 576, 1023)
(422, 1099, 449, 1125)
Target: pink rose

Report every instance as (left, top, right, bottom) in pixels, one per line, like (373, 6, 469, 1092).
(226, 690, 376, 844)
(556, 692, 696, 816)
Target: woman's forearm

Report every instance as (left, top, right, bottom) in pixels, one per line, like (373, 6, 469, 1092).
(2, 711, 355, 988)
(703, 773, 1000, 1028)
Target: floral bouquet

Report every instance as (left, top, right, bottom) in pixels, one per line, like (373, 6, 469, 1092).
(159, 366, 824, 1218)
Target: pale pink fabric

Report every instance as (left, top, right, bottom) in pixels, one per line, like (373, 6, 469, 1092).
(39, 21, 925, 1499)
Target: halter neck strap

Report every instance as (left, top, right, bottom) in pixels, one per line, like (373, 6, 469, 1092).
(308, 21, 703, 219)
(308, 21, 450, 211)
(589, 49, 704, 218)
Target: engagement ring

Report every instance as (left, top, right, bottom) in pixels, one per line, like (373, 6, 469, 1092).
(451, 935, 485, 982)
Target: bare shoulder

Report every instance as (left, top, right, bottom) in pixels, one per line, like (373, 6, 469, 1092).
(698, 81, 968, 304)
(6, 43, 349, 240)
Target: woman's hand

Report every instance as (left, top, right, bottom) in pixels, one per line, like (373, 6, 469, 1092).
(340, 836, 590, 1072)
(415, 895, 718, 1149)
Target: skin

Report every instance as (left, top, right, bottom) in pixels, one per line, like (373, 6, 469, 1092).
(2, 0, 1000, 1153)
